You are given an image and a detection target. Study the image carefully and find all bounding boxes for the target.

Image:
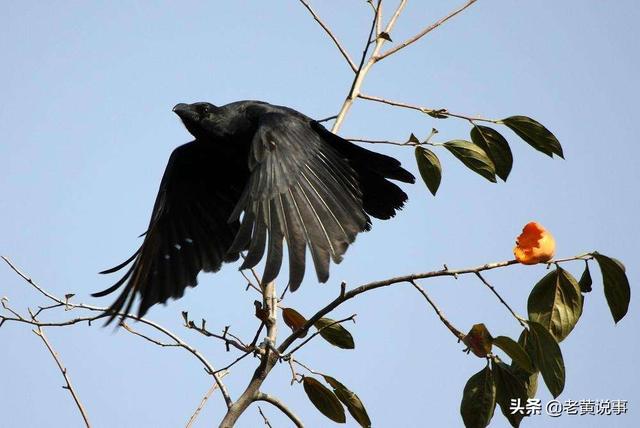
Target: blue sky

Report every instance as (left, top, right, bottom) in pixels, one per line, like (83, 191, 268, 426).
(1, 1, 638, 427)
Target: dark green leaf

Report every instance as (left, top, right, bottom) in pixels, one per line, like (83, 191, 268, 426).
(492, 361, 528, 427)
(414, 146, 442, 195)
(492, 336, 534, 374)
(502, 115, 564, 158)
(593, 253, 631, 323)
(512, 330, 539, 399)
(443, 140, 496, 182)
(303, 376, 346, 423)
(527, 267, 582, 342)
(527, 321, 565, 398)
(315, 318, 355, 349)
(578, 262, 593, 293)
(470, 125, 513, 181)
(282, 307, 308, 337)
(460, 365, 496, 428)
(323, 376, 371, 428)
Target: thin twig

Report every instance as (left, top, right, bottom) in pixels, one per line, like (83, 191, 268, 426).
(409, 280, 465, 340)
(257, 406, 274, 428)
(376, 0, 479, 61)
(316, 114, 338, 123)
(358, 93, 500, 123)
(120, 322, 180, 347)
(185, 373, 229, 428)
(33, 326, 91, 427)
(255, 392, 304, 428)
(332, 0, 400, 133)
(1, 256, 233, 409)
(475, 272, 526, 327)
(182, 315, 249, 353)
(297, 0, 357, 72)
(213, 350, 253, 375)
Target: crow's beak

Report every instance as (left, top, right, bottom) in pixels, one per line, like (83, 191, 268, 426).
(172, 103, 198, 122)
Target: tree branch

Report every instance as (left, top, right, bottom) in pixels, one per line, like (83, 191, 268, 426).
(410, 280, 465, 341)
(218, 281, 279, 427)
(278, 254, 589, 353)
(255, 392, 304, 428)
(1, 256, 233, 409)
(297, 0, 357, 72)
(358, 93, 500, 123)
(332, 0, 404, 133)
(33, 326, 91, 427)
(475, 272, 526, 327)
(185, 375, 229, 428)
(257, 406, 274, 428)
(375, 0, 479, 61)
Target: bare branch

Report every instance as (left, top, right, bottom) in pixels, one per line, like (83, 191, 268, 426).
(120, 322, 180, 347)
(185, 374, 229, 428)
(255, 392, 304, 428)
(410, 280, 465, 341)
(182, 314, 250, 353)
(316, 114, 338, 123)
(1, 256, 233, 409)
(219, 281, 279, 427)
(358, 93, 500, 123)
(475, 272, 527, 327)
(332, 0, 404, 133)
(33, 326, 91, 427)
(297, 0, 357, 72)
(347, 137, 411, 146)
(213, 350, 254, 375)
(257, 406, 274, 428)
(376, 0, 479, 61)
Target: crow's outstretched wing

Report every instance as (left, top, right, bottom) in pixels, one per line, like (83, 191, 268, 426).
(93, 141, 246, 321)
(227, 112, 369, 291)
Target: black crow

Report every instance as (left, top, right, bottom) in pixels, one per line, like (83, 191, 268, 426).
(93, 101, 414, 321)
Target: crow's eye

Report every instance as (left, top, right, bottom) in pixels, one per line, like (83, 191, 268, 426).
(201, 105, 210, 114)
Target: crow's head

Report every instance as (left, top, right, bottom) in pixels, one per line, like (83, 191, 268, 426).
(173, 102, 221, 139)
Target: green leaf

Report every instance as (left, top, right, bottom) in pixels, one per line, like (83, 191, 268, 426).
(492, 336, 534, 374)
(578, 262, 593, 293)
(302, 376, 346, 423)
(443, 140, 496, 182)
(460, 365, 496, 428)
(492, 361, 529, 428)
(470, 125, 513, 181)
(512, 330, 539, 399)
(593, 253, 631, 323)
(414, 146, 442, 195)
(315, 318, 355, 349)
(527, 321, 565, 398)
(501, 115, 564, 158)
(323, 376, 371, 428)
(282, 307, 308, 337)
(527, 267, 583, 342)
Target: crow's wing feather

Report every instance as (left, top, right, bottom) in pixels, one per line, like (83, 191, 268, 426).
(228, 113, 368, 291)
(93, 141, 245, 321)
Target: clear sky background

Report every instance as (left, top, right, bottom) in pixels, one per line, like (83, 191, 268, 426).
(1, 1, 638, 427)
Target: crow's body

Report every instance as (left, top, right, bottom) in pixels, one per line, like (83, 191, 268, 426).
(94, 101, 414, 320)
